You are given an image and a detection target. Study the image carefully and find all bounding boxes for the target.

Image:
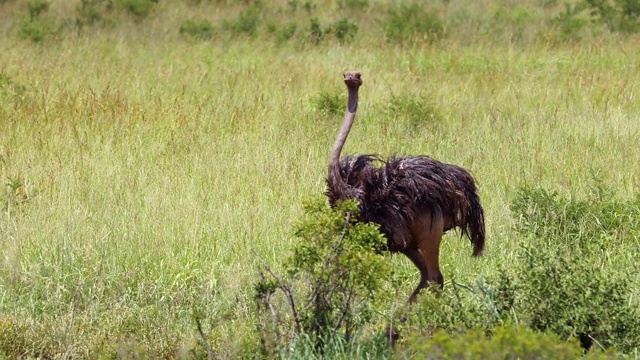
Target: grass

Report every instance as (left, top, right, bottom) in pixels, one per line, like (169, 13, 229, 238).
(1, 0, 640, 357)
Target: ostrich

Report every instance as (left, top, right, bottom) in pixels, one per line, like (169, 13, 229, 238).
(326, 71, 485, 303)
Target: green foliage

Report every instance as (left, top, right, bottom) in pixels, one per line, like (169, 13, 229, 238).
(0, 73, 26, 100)
(510, 181, 640, 246)
(337, 0, 369, 11)
(267, 22, 298, 43)
(311, 90, 344, 116)
(585, 0, 640, 33)
(284, 332, 391, 359)
(399, 286, 492, 336)
(16, 0, 59, 42)
(506, 184, 640, 352)
(386, 94, 442, 130)
(115, 0, 157, 19)
(308, 17, 324, 44)
(254, 199, 392, 355)
(549, 2, 590, 42)
(17, 16, 59, 42)
(489, 5, 537, 42)
(26, 0, 49, 19)
(75, 0, 113, 29)
(287, 0, 316, 13)
(513, 240, 640, 352)
(222, 4, 261, 36)
(551, 0, 640, 35)
(398, 324, 590, 359)
(382, 3, 445, 44)
(329, 17, 358, 44)
(180, 19, 214, 40)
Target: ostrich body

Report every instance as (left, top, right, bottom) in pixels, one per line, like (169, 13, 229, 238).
(326, 71, 485, 302)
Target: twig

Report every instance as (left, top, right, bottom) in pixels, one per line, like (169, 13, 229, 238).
(301, 212, 352, 313)
(334, 286, 353, 331)
(595, 0, 615, 31)
(257, 267, 282, 343)
(195, 317, 214, 360)
(588, 334, 606, 352)
(452, 279, 475, 293)
(251, 249, 303, 335)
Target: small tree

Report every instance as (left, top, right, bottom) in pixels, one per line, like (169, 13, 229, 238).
(254, 199, 393, 355)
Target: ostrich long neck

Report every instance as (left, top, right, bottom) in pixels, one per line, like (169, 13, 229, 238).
(328, 86, 359, 192)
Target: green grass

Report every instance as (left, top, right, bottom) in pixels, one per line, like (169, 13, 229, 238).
(1, 0, 640, 357)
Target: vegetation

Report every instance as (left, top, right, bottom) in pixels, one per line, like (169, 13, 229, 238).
(1, 0, 639, 358)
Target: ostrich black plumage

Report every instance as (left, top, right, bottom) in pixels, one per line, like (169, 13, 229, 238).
(326, 71, 485, 302)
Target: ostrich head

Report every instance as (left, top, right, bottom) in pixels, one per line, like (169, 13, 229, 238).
(344, 71, 363, 89)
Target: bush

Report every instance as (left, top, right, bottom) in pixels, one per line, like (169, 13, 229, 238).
(26, 0, 49, 19)
(584, 0, 640, 33)
(505, 184, 640, 353)
(287, 0, 316, 13)
(115, 0, 157, 19)
(222, 5, 261, 36)
(337, 0, 368, 11)
(386, 94, 442, 130)
(179, 19, 214, 40)
(308, 17, 324, 44)
(549, 2, 591, 42)
(17, 16, 59, 42)
(399, 183, 640, 356)
(75, 0, 114, 29)
(398, 324, 591, 359)
(311, 90, 344, 116)
(267, 22, 297, 43)
(551, 0, 640, 36)
(254, 199, 393, 356)
(510, 182, 640, 247)
(513, 240, 640, 352)
(17, 0, 59, 42)
(329, 17, 358, 44)
(381, 4, 444, 44)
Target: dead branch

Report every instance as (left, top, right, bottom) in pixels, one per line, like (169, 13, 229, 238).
(251, 248, 303, 335)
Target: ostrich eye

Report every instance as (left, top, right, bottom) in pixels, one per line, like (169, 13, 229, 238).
(356, 73, 361, 79)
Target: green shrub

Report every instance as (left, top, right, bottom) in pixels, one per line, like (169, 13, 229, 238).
(386, 94, 442, 130)
(510, 182, 640, 247)
(17, 16, 59, 42)
(381, 4, 444, 44)
(398, 324, 613, 359)
(308, 17, 324, 44)
(26, 0, 49, 19)
(17, 0, 59, 42)
(311, 90, 344, 116)
(584, 0, 640, 33)
(115, 0, 157, 19)
(179, 19, 214, 40)
(513, 240, 640, 352)
(254, 199, 392, 356)
(222, 5, 261, 36)
(397, 184, 640, 356)
(75, 0, 114, 29)
(287, 0, 316, 13)
(549, 2, 590, 42)
(284, 332, 391, 359)
(267, 22, 297, 43)
(505, 184, 640, 352)
(337, 0, 368, 11)
(329, 17, 358, 44)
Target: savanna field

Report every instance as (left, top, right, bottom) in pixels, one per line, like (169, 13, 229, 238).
(1, 0, 640, 358)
